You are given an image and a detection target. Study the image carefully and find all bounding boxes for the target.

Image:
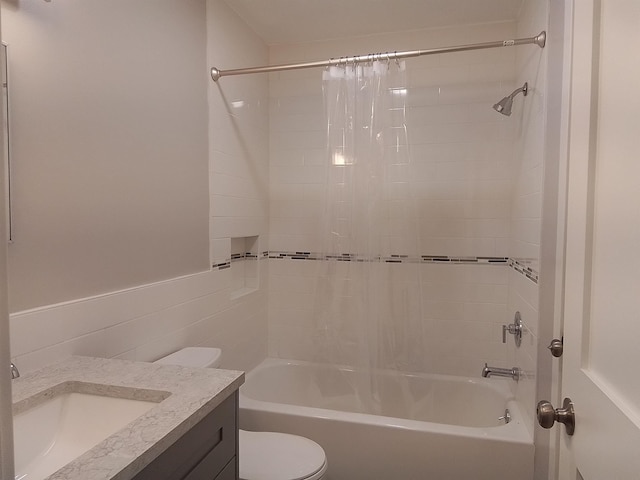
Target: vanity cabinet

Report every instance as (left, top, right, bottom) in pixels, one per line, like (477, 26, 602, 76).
(133, 391, 238, 480)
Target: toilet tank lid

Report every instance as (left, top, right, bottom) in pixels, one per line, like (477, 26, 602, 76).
(154, 347, 222, 368)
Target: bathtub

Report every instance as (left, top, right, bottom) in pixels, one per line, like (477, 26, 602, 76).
(239, 358, 533, 480)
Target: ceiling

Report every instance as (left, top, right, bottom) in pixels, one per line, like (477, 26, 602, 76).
(223, 0, 525, 45)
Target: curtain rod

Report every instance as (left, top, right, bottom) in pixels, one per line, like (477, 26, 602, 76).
(211, 31, 545, 82)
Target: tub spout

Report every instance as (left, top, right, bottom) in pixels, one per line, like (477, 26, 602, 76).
(482, 363, 520, 381)
(10, 362, 20, 379)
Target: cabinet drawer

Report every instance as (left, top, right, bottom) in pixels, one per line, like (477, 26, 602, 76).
(133, 392, 238, 480)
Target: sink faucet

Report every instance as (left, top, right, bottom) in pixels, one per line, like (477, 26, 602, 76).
(482, 363, 520, 381)
(10, 362, 20, 379)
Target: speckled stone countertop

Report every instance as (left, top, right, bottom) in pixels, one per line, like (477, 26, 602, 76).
(11, 356, 244, 480)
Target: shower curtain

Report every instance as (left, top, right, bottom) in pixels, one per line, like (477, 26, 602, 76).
(312, 60, 424, 413)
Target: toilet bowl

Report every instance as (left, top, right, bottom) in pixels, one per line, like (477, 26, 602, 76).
(154, 347, 327, 480)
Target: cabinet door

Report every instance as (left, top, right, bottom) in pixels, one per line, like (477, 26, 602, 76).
(134, 393, 237, 480)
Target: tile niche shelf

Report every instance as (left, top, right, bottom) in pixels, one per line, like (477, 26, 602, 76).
(230, 236, 259, 300)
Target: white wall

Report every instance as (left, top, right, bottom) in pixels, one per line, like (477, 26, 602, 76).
(5, 0, 270, 374)
(1, 0, 210, 312)
(267, 22, 524, 377)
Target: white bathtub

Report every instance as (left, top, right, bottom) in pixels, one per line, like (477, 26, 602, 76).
(239, 358, 533, 480)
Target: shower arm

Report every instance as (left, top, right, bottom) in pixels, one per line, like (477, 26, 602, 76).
(508, 83, 528, 99)
(211, 31, 546, 82)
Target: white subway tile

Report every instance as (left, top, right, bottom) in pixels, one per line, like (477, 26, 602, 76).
(465, 218, 510, 238)
(270, 95, 324, 116)
(271, 112, 325, 133)
(421, 297, 466, 317)
(270, 165, 326, 184)
(270, 75, 323, 98)
(14, 331, 107, 374)
(438, 82, 503, 105)
(405, 86, 441, 107)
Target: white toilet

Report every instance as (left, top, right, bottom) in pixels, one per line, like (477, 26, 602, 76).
(154, 347, 328, 480)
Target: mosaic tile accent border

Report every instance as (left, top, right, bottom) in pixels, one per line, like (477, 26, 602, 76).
(211, 261, 231, 270)
(212, 252, 263, 271)
(214, 250, 539, 284)
(421, 255, 509, 265)
(266, 251, 508, 265)
(230, 252, 258, 262)
(509, 258, 539, 284)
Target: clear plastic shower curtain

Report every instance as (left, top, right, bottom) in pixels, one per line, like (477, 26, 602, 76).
(312, 60, 424, 414)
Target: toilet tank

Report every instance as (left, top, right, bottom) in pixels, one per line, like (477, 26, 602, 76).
(154, 347, 222, 369)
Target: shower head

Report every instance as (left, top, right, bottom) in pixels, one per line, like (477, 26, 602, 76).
(493, 82, 528, 116)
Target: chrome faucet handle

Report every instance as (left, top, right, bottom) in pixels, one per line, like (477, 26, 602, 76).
(502, 311, 523, 347)
(10, 362, 20, 379)
(498, 409, 511, 424)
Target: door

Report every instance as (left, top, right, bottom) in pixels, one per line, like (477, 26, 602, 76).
(558, 0, 640, 478)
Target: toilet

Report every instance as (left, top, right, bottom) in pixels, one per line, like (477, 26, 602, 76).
(154, 347, 328, 480)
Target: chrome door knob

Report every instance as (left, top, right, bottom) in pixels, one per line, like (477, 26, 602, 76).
(547, 338, 563, 357)
(537, 397, 575, 435)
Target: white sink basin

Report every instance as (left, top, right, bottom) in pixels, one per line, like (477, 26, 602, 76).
(14, 392, 158, 480)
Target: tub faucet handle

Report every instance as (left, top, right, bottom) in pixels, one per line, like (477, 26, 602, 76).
(498, 409, 511, 424)
(502, 311, 523, 347)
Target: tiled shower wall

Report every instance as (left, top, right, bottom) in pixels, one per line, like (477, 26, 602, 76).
(267, 21, 535, 377)
(269, 259, 511, 376)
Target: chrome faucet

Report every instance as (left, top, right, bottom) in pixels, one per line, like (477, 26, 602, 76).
(10, 362, 20, 379)
(482, 363, 520, 381)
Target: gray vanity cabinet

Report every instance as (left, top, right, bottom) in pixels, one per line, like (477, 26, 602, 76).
(133, 392, 238, 480)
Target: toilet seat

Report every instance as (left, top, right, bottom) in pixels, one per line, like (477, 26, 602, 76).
(239, 430, 327, 480)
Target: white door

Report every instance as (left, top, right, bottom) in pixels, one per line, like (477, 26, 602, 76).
(558, 0, 640, 478)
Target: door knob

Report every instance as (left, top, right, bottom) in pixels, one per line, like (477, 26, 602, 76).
(547, 338, 563, 357)
(536, 397, 575, 435)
